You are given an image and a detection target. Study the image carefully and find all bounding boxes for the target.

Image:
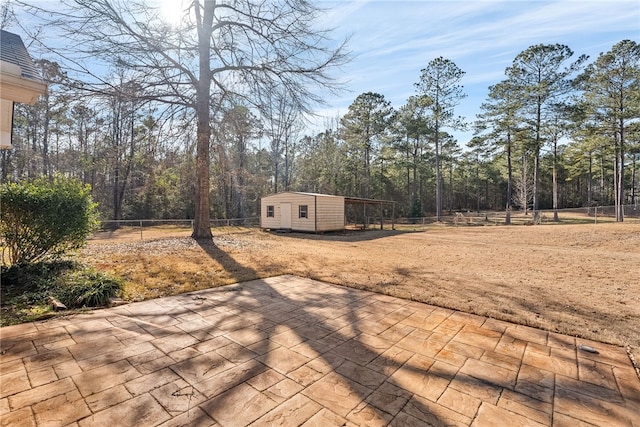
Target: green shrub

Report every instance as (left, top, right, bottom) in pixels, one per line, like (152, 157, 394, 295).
(1, 261, 123, 324)
(0, 261, 78, 304)
(0, 175, 100, 265)
(56, 269, 122, 308)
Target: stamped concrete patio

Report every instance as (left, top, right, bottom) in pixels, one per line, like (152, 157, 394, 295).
(1, 275, 639, 426)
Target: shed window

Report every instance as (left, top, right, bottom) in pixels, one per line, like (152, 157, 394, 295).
(299, 205, 308, 218)
(266, 205, 274, 217)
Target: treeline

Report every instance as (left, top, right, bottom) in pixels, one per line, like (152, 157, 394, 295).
(1, 41, 639, 222)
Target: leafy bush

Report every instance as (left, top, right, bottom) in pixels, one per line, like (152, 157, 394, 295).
(0, 175, 100, 265)
(0, 261, 77, 305)
(56, 269, 122, 308)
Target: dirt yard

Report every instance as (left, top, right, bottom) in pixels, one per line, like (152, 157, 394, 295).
(83, 223, 640, 371)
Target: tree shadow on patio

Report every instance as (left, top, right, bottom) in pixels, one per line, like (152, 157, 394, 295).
(188, 238, 464, 425)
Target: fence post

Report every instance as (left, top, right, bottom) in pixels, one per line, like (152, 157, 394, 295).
(140, 220, 143, 240)
(594, 207, 597, 224)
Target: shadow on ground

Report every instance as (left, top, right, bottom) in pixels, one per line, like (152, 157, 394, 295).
(0, 239, 637, 426)
(191, 239, 454, 424)
(267, 228, 422, 243)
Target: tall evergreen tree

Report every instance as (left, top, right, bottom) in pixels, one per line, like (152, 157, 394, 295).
(476, 79, 523, 224)
(392, 95, 432, 213)
(415, 57, 466, 221)
(576, 40, 640, 221)
(506, 44, 587, 222)
(216, 105, 261, 218)
(341, 92, 394, 198)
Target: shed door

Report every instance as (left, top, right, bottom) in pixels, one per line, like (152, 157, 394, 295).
(281, 203, 292, 228)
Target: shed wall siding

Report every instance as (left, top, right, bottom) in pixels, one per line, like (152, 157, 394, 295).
(261, 193, 316, 232)
(260, 199, 280, 229)
(315, 196, 345, 231)
(260, 195, 288, 229)
(290, 194, 316, 232)
(261, 192, 346, 232)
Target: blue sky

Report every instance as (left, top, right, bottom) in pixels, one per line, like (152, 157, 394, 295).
(6, 0, 639, 145)
(312, 0, 640, 142)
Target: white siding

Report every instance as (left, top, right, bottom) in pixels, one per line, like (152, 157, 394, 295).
(261, 192, 316, 232)
(260, 192, 345, 232)
(260, 196, 280, 229)
(289, 193, 316, 232)
(315, 195, 345, 231)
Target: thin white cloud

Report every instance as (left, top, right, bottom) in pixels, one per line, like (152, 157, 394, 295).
(326, 2, 637, 89)
(313, 0, 639, 141)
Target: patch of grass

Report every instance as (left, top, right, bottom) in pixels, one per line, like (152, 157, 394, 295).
(56, 270, 122, 308)
(79, 236, 266, 302)
(0, 261, 123, 326)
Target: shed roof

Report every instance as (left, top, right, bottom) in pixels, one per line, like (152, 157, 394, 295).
(1, 30, 43, 82)
(344, 196, 396, 205)
(262, 192, 395, 204)
(262, 191, 343, 199)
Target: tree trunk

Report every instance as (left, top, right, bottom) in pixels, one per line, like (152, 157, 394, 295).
(406, 140, 411, 202)
(600, 154, 606, 204)
(553, 136, 559, 222)
(616, 118, 625, 222)
(476, 152, 480, 215)
(587, 151, 593, 215)
(532, 98, 541, 224)
(113, 165, 121, 220)
(533, 151, 540, 223)
(435, 119, 442, 221)
(273, 153, 280, 193)
(42, 91, 51, 178)
(365, 140, 371, 198)
(506, 133, 512, 225)
(412, 145, 417, 202)
(284, 135, 290, 191)
(448, 162, 453, 214)
(521, 153, 529, 216)
(191, 0, 214, 240)
(631, 153, 636, 206)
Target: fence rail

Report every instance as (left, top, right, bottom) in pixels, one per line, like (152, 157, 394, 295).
(99, 217, 260, 230)
(96, 217, 260, 240)
(93, 205, 639, 239)
(391, 205, 640, 228)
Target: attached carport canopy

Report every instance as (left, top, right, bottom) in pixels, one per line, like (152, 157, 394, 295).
(344, 196, 396, 230)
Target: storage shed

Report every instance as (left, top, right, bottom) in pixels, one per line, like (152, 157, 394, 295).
(260, 192, 395, 233)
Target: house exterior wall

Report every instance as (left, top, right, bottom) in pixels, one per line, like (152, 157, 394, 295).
(260, 192, 345, 232)
(1, 31, 47, 150)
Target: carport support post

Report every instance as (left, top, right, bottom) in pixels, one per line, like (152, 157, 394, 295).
(392, 202, 395, 230)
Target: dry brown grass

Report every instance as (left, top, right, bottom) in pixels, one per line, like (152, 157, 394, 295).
(82, 222, 640, 370)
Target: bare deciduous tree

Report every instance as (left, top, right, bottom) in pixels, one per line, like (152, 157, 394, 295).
(22, 0, 349, 238)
